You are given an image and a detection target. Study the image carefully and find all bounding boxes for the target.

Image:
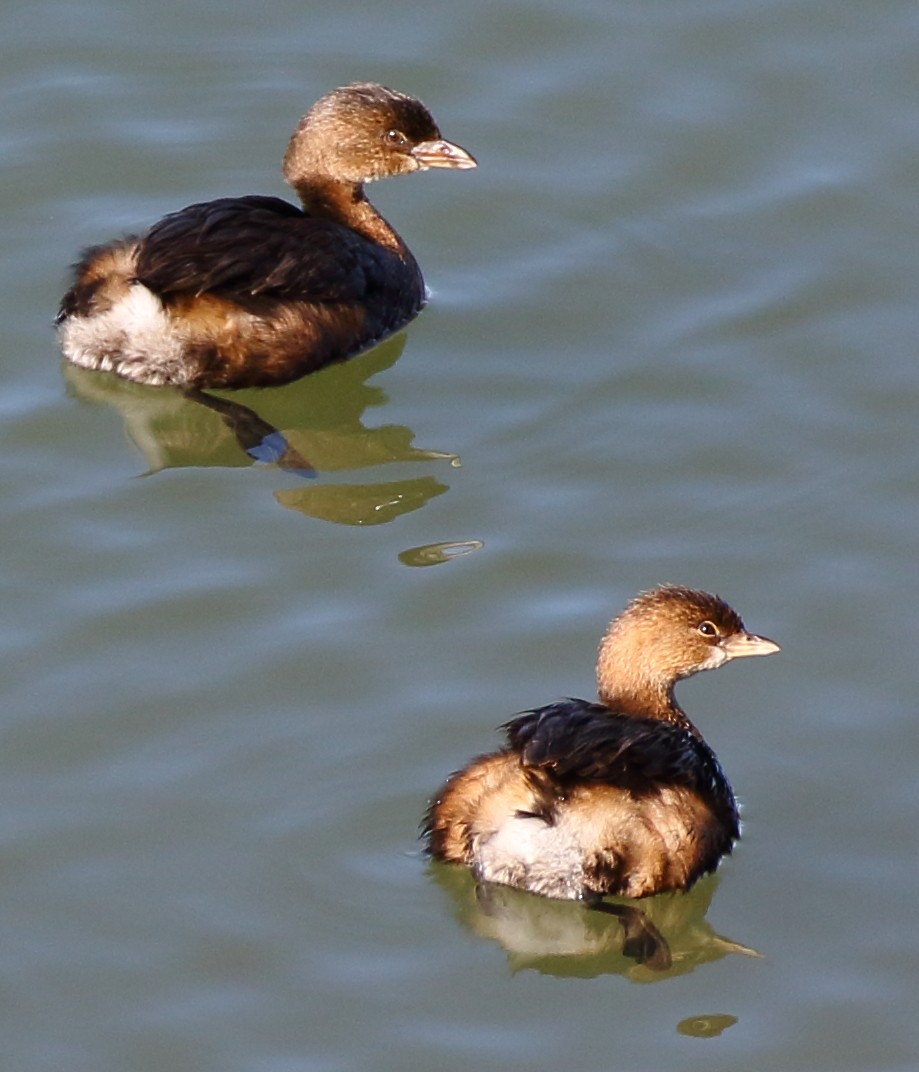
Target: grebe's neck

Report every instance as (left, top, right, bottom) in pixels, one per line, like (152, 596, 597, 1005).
(291, 178, 408, 255)
(595, 621, 697, 730)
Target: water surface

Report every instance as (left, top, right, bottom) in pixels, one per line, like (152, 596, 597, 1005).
(3, 0, 919, 1069)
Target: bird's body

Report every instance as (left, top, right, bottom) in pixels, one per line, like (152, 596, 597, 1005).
(57, 83, 475, 389)
(424, 585, 779, 902)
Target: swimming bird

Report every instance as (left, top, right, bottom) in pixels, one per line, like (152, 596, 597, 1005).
(58, 82, 475, 389)
(424, 585, 779, 903)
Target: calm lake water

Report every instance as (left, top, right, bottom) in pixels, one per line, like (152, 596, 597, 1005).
(3, 0, 919, 1069)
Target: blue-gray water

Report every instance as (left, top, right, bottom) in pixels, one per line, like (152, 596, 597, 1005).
(3, 0, 919, 1069)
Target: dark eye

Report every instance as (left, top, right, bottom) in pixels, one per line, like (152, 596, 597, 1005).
(697, 621, 718, 637)
(383, 129, 409, 149)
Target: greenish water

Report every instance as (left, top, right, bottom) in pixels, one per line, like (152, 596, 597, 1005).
(3, 0, 919, 1069)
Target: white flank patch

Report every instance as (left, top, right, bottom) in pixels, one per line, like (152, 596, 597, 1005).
(476, 813, 585, 899)
(60, 285, 189, 386)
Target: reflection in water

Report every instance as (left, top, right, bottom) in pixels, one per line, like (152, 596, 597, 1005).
(428, 863, 760, 983)
(275, 476, 447, 525)
(398, 540, 484, 566)
(181, 388, 315, 475)
(676, 1014, 738, 1038)
(63, 334, 462, 527)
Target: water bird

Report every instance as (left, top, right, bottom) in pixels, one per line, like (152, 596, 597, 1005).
(57, 82, 476, 389)
(424, 585, 779, 905)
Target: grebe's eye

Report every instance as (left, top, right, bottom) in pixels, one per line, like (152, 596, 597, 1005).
(383, 129, 409, 148)
(697, 620, 718, 637)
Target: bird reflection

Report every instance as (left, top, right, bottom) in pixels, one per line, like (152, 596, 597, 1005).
(427, 863, 760, 982)
(63, 334, 457, 525)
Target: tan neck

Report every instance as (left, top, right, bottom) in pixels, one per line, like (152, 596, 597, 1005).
(597, 675, 685, 723)
(595, 622, 693, 728)
(290, 179, 408, 255)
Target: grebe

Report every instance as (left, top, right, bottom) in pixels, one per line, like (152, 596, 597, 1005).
(424, 585, 778, 902)
(58, 82, 475, 389)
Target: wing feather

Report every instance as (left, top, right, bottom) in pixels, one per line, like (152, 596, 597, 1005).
(134, 196, 386, 306)
(502, 700, 727, 796)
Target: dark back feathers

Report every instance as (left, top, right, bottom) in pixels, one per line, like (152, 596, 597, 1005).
(502, 699, 735, 807)
(134, 196, 400, 307)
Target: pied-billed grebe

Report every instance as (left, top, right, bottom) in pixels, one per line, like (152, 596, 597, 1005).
(424, 585, 779, 902)
(57, 82, 476, 389)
